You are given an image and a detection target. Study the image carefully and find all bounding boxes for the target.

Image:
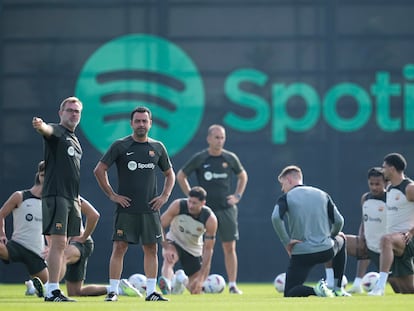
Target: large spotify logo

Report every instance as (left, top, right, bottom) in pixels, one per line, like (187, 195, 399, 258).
(75, 34, 205, 156)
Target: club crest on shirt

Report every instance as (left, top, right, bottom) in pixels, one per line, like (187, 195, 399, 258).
(222, 162, 228, 168)
(67, 146, 75, 156)
(149, 150, 155, 157)
(128, 161, 137, 171)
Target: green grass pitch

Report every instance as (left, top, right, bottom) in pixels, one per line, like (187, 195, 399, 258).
(1, 283, 414, 311)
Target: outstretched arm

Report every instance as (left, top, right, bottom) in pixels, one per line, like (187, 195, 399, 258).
(32, 117, 53, 138)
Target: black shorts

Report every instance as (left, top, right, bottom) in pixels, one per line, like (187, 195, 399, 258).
(113, 212, 162, 245)
(173, 242, 202, 277)
(42, 196, 81, 237)
(367, 248, 414, 277)
(391, 239, 414, 277)
(367, 249, 380, 269)
(65, 239, 94, 282)
(3, 240, 47, 275)
(215, 206, 239, 242)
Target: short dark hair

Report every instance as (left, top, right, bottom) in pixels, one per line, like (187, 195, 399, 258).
(130, 106, 152, 121)
(188, 186, 207, 201)
(34, 160, 45, 185)
(384, 153, 407, 172)
(367, 167, 384, 179)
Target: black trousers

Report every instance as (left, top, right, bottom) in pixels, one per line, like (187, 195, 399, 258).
(284, 236, 346, 297)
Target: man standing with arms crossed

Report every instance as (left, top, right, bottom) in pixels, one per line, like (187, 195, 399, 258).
(94, 106, 175, 302)
(32, 96, 83, 302)
(176, 124, 247, 294)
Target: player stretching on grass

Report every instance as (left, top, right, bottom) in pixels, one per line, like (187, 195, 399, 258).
(369, 153, 414, 295)
(25, 196, 141, 298)
(271, 165, 349, 297)
(176, 124, 247, 294)
(0, 161, 48, 297)
(158, 186, 218, 295)
(325, 167, 386, 293)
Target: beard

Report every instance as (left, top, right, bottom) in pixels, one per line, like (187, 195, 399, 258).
(134, 128, 148, 137)
(63, 118, 80, 131)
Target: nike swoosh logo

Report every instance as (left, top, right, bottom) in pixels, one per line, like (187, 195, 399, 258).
(155, 234, 162, 239)
(126, 152, 134, 156)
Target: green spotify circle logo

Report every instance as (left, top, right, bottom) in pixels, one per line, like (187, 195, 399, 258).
(75, 34, 205, 156)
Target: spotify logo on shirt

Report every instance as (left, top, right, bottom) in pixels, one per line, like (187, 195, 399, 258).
(75, 34, 205, 156)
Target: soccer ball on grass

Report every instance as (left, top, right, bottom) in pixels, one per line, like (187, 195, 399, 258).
(273, 272, 286, 293)
(203, 274, 226, 293)
(128, 273, 147, 295)
(361, 271, 380, 292)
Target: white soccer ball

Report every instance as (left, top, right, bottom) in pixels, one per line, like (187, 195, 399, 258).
(273, 272, 286, 293)
(128, 273, 147, 295)
(361, 272, 380, 292)
(203, 274, 226, 293)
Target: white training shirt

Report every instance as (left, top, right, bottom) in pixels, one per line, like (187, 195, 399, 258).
(362, 193, 386, 253)
(11, 190, 44, 257)
(386, 179, 414, 233)
(166, 199, 212, 257)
